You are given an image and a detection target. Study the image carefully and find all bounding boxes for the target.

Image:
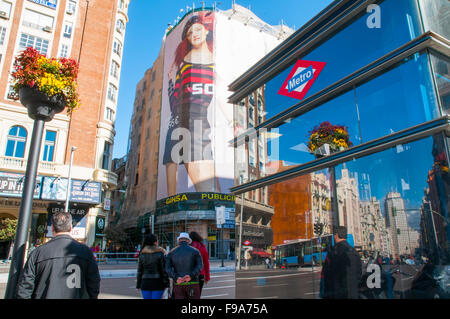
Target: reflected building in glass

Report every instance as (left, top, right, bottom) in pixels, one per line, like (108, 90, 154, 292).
(230, 0, 450, 299)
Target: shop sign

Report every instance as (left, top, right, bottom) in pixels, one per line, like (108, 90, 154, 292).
(0, 171, 41, 198)
(158, 192, 236, 208)
(41, 177, 101, 204)
(278, 59, 326, 100)
(28, 0, 57, 9)
(95, 216, 106, 237)
(46, 204, 89, 239)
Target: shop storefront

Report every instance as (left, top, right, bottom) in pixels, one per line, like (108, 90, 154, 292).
(230, 0, 449, 298)
(138, 192, 236, 259)
(0, 171, 103, 250)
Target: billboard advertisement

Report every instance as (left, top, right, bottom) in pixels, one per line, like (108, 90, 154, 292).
(157, 9, 281, 200)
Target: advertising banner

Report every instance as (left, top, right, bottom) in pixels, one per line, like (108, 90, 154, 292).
(157, 9, 281, 200)
(0, 171, 41, 198)
(41, 177, 101, 204)
(46, 204, 89, 239)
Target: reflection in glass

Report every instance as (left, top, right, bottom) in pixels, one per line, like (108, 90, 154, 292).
(264, 0, 423, 118)
(236, 134, 450, 299)
(430, 50, 450, 115)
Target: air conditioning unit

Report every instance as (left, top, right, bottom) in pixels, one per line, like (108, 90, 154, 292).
(0, 11, 7, 19)
(43, 26, 52, 32)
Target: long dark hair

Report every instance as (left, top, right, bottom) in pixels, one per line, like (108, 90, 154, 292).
(143, 234, 158, 247)
(189, 231, 203, 244)
(173, 11, 214, 67)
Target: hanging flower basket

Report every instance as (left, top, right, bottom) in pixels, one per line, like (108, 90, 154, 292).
(307, 121, 353, 158)
(10, 47, 80, 121)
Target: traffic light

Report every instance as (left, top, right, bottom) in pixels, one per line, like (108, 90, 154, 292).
(314, 223, 323, 235)
(314, 223, 319, 235)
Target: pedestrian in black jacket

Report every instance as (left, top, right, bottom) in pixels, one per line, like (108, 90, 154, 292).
(321, 226, 362, 299)
(136, 234, 169, 299)
(16, 212, 100, 299)
(165, 232, 203, 299)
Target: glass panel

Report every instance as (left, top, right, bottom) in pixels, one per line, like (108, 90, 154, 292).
(235, 51, 441, 185)
(5, 140, 15, 157)
(45, 130, 56, 142)
(15, 141, 25, 158)
(236, 133, 450, 299)
(430, 50, 450, 115)
(418, 0, 450, 40)
(356, 51, 440, 142)
(264, 0, 423, 119)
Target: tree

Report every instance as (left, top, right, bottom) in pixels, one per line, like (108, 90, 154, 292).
(104, 222, 128, 246)
(0, 218, 18, 242)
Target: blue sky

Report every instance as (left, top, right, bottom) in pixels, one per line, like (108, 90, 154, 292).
(112, 0, 334, 158)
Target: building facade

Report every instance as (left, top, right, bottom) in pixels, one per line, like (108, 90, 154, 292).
(230, 0, 450, 298)
(0, 0, 130, 255)
(119, 4, 293, 257)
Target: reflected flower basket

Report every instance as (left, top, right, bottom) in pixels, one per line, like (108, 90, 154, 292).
(10, 47, 80, 116)
(307, 121, 352, 158)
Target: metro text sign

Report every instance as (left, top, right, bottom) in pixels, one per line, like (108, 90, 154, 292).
(278, 60, 326, 100)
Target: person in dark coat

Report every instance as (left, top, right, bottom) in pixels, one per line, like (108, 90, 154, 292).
(165, 232, 203, 299)
(136, 234, 169, 299)
(16, 212, 100, 299)
(321, 226, 362, 299)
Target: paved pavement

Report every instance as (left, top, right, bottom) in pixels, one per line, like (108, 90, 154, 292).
(0, 259, 235, 298)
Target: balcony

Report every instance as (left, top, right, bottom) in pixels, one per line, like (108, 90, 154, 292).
(93, 168, 118, 187)
(0, 156, 58, 173)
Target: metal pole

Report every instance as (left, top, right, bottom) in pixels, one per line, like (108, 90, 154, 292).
(221, 225, 224, 267)
(330, 166, 339, 227)
(65, 146, 77, 212)
(238, 194, 244, 270)
(5, 119, 45, 299)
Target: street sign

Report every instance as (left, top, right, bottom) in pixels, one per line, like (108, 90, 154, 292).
(243, 240, 251, 246)
(278, 59, 326, 100)
(216, 205, 225, 225)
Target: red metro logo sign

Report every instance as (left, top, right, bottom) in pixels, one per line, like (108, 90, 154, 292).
(278, 60, 326, 100)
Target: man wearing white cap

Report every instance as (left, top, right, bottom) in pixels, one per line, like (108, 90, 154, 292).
(165, 232, 203, 299)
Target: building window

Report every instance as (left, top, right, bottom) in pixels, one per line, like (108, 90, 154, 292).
(102, 141, 112, 170)
(116, 19, 124, 33)
(0, 26, 6, 45)
(63, 21, 72, 38)
(67, 0, 76, 15)
(42, 130, 56, 162)
(23, 9, 54, 31)
(0, 1, 12, 19)
(113, 40, 122, 56)
(118, 0, 125, 10)
(106, 107, 115, 121)
(107, 83, 117, 102)
(19, 33, 49, 55)
(59, 44, 68, 58)
(5, 126, 27, 158)
(110, 60, 119, 79)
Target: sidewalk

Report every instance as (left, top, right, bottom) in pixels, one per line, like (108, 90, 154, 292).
(0, 260, 236, 282)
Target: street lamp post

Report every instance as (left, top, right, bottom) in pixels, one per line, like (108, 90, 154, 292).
(238, 194, 244, 270)
(65, 146, 77, 212)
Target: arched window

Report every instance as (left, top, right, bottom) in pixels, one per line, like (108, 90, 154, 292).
(5, 126, 27, 158)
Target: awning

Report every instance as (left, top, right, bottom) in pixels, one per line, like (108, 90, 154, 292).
(251, 251, 271, 257)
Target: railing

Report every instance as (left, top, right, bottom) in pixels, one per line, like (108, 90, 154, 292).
(94, 252, 138, 264)
(0, 156, 57, 172)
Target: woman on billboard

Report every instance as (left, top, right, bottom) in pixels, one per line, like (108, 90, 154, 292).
(163, 11, 222, 196)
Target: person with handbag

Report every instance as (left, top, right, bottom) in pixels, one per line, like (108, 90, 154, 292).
(136, 234, 170, 299)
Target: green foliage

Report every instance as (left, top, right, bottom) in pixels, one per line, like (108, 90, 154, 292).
(104, 223, 128, 245)
(0, 218, 18, 241)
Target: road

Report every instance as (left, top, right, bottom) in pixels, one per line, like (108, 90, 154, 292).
(99, 270, 235, 299)
(236, 267, 322, 299)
